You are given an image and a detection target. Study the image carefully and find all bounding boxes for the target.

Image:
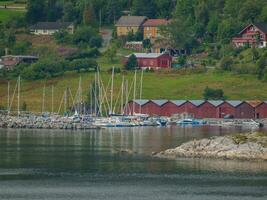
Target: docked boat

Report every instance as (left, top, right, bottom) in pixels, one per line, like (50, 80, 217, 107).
(176, 119, 206, 126)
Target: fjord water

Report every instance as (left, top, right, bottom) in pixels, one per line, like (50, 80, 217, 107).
(0, 126, 266, 200)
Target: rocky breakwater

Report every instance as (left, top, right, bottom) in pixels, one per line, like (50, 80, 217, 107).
(155, 133, 267, 161)
(0, 114, 100, 130)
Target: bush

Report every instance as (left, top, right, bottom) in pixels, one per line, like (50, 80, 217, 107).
(66, 48, 100, 60)
(69, 58, 97, 72)
(219, 56, 233, 71)
(203, 86, 225, 100)
(107, 67, 121, 74)
(21, 58, 66, 80)
(124, 54, 138, 70)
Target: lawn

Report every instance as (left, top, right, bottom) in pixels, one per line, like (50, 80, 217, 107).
(1, 69, 267, 113)
(0, 9, 25, 21)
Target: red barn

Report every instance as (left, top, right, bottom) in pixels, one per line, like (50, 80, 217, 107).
(195, 101, 222, 119)
(160, 100, 187, 117)
(232, 23, 267, 48)
(235, 101, 255, 119)
(123, 53, 172, 69)
(255, 101, 267, 119)
(217, 101, 238, 118)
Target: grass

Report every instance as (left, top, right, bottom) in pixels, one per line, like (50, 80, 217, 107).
(1, 69, 267, 113)
(0, 0, 26, 7)
(0, 9, 25, 21)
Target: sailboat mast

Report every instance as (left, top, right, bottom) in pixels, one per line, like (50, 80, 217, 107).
(121, 76, 124, 114)
(139, 70, 144, 113)
(110, 66, 114, 115)
(94, 74, 97, 116)
(7, 81, 10, 115)
(17, 76, 20, 116)
(133, 70, 137, 114)
(51, 85, 54, 114)
(42, 84, 46, 113)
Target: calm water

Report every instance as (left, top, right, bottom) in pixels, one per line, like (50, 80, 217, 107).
(0, 126, 267, 200)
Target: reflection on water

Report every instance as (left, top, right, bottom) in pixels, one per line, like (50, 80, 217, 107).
(0, 126, 266, 173)
(0, 126, 267, 200)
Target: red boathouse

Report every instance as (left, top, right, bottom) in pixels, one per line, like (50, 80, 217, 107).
(123, 53, 172, 69)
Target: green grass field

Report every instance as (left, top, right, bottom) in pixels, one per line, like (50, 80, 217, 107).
(1, 69, 267, 113)
(0, 9, 25, 21)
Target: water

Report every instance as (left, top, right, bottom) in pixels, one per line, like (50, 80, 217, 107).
(0, 126, 266, 200)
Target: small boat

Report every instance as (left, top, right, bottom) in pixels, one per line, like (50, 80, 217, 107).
(176, 119, 206, 126)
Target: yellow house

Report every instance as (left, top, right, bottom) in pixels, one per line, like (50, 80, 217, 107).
(115, 16, 147, 37)
(143, 19, 168, 41)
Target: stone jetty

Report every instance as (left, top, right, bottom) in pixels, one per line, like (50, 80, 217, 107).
(155, 132, 267, 161)
(0, 114, 101, 130)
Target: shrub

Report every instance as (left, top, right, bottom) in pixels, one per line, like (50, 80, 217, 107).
(124, 54, 138, 70)
(219, 56, 233, 71)
(203, 86, 225, 100)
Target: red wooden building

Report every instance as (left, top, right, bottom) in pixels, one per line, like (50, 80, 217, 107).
(124, 100, 267, 119)
(160, 100, 187, 116)
(195, 101, 218, 119)
(232, 23, 267, 48)
(123, 53, 172, 69)
(235, 102, 255, 119)
(255, 101, 267, 119)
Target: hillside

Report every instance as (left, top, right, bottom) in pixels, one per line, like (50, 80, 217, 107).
(1, 69, 267, 113)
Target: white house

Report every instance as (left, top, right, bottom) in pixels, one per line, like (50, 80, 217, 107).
(30, 22, 74, 35)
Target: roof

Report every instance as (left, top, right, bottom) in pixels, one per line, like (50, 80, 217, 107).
(133, 99, 149, 106)
(189, 100, 205, 107)
(143, 19, 168, 27)
(239, 23, 267, 34)
(30, 22, 73, 30)
(2, 55, 38, 59)
(126, 53, 168, 58)
(226, 100, 243, 107)
(253, 22, 267, 34)
(151, 100, 168, 106)
(170, 100, 187, 106)
(246, 100, 263, 108)
(207, 100, 224, 107)
(115, 16, 147, 27)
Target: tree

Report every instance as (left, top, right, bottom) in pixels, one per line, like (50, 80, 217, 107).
(257, 56, 267, 80)
(83, 2, 96, 25)
(26, 0, 46, 23)
(203, 87, 225, 100)
(124, 54, 138, 70)
(132, 0, 157, 18)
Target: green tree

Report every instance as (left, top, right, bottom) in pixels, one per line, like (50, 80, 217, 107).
(203, 87, 225, 100)
(132, 0, 157, 18)
(26, 0, 46, 23)
(257, 56, 267, 80)
(125, 54, 138, 70)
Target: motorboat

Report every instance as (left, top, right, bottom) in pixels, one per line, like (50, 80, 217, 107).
(176, 119, 206, 125)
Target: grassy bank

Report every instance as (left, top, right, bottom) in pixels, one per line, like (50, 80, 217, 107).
(1, 69, 267, 113)
(0, 9, 25, 21)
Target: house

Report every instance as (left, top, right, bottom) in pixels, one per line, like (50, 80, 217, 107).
(255, 101, 267, 119)
(0, 55, 38, 70)
(123, 53, 172, 69)
(232, 23, 267, 48)
(115, 16, 147, 37)
(30, 22, 74, 35)
(143, 19, 168, 41)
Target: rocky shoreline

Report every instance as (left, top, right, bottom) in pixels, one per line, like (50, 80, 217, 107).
(0, 114, 101, 130)
(155, 133, 267, 161)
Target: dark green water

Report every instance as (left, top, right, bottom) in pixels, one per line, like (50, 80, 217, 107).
(0, 126, 266, 200)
